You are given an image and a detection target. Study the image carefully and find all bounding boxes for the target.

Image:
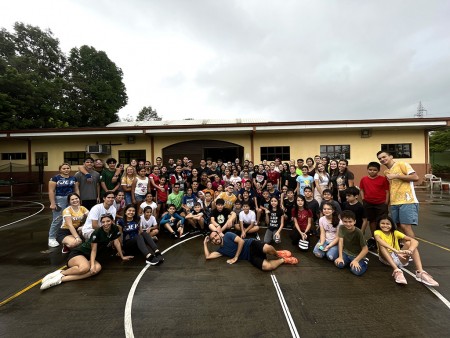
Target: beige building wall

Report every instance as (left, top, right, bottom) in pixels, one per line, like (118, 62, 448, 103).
(0, 128, 429, 193)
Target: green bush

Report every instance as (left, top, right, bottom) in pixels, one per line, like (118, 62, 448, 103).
(432, 164, 450, 174)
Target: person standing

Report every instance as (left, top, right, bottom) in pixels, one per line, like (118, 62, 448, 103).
(377, 151, 419, 237)
(74, 157, 100, 210)
(48, 163, 79, 247)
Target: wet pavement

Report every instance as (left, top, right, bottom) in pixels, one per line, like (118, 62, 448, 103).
(0, 191, 449, 338)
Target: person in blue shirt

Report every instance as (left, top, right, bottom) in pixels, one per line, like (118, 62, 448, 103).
(117, 204, 163, 265)
(160, 204, 186, 239)
(204, 231, 298, 270)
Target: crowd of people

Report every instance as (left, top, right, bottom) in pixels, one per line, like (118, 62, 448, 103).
(41, 152, 439, 290)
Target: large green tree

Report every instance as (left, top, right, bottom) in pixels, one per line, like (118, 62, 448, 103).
(0, 22, 127, 129)
(0, 23, 67, 129)
(66, 45, 127, 127)
(136, 105, 161, 121)
(430, 129, 450, 152)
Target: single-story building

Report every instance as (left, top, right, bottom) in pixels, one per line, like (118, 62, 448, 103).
(1, 117, 449, 194)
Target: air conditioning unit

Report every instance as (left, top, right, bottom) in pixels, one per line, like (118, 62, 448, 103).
(86, 145, 111, 154)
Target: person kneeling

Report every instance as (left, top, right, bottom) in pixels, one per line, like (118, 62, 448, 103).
(41, 214, 133, 290)
(334, 210, 369, 276)
(204, 231, 298, 271)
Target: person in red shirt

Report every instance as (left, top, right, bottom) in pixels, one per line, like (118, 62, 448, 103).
(267, 162, 280, 188)
(359, 161, 390, 249)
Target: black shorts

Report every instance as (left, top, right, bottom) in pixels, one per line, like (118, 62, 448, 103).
(67, 248, 89, 263)
(248, 240, 266, 270)
(56, 228, 72, 244)
(363, 201, 388, 222)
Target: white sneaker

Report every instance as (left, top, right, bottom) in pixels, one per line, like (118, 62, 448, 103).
(40, 274, 62, 290)
(48, 238, 59, 247)
(42, 270, 63, 284)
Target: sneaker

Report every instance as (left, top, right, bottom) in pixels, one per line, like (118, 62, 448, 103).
(393, 269, 407, 285)
(42, 270, 63, 284)
(277, 250, 292, 259)
(61, 245, 70, 254)
(48, 238, 59, 248)
(40, 273, 62, 290)
(283, 256, 298, 265)
(255, 233, 261, 241)
(146, 255, 160, 266)
(415, 271, 439, 287)
(171, 232, 178, 239)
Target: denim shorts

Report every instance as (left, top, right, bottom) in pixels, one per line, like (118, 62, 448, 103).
(390, 203, 419, 226)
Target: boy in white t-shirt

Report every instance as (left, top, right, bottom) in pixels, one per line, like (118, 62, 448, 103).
(235, 202, 260, 239)
(140, 206, 159, 241)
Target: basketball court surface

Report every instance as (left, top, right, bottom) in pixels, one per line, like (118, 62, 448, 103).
(1, 191, 449, 337)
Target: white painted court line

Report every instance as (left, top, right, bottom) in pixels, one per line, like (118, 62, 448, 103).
(124, 234, 202, 338)
(0, 200, 45, 229)
(271, 273, 300, 338)
(368, 251, 450, 311)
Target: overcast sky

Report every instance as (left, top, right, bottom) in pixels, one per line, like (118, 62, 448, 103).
(2, 0, 450, 122)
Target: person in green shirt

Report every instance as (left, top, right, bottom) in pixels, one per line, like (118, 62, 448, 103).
(41, 214, 133, 290)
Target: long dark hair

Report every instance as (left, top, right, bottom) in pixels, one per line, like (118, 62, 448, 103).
(322, 201, 340, 227)
(294, 195, 309, 214)
(123, 204, 139, 224)
(376, 215, 396, 233)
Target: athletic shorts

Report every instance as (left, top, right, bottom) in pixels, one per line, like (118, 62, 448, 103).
(390, 203, 419, 226)
(56, 228, 72, 245)
(248, 240, 266, 270)
(363, 201, 388, 222)
(67, 248, 89, 263)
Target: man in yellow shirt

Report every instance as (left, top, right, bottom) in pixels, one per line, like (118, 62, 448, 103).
(376, 151, 419, 237)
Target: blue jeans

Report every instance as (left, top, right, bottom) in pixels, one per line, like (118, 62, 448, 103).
(49, 195, 68, 239)
(336, 252, 368, 276)
(313, 241, 339, 261)
(124, 192, 132, 205)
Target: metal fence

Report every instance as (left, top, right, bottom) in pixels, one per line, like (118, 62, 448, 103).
(0, 162, 44, 197)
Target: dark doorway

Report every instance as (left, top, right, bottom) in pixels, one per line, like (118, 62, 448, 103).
(204, 147, 242, 163)
(162, 140, 244, 166)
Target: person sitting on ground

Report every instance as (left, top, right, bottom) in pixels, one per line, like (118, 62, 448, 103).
(81, 190, 117, 240)
(280, 189, 296, 228)
(41, 214, 133, 290)
(319, 189, 341, 217)
(264, 196, 285, 244)
(118, 204, 163, 265)
(140, 206, 159, 241)
(313, 201, 342, 261)
(290, 195, 313, 250)
(57, 193, 89, 253)
(160, 204, 186, 239)
(185, 202, 207, 235)
(204, 230, 298, 270)
(334, 210, 369, 276)
(235, 202, 260, 239)
(182, 187, 197, 214)
(374, 215, 439, 286)
(209, 199, 236, 234)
